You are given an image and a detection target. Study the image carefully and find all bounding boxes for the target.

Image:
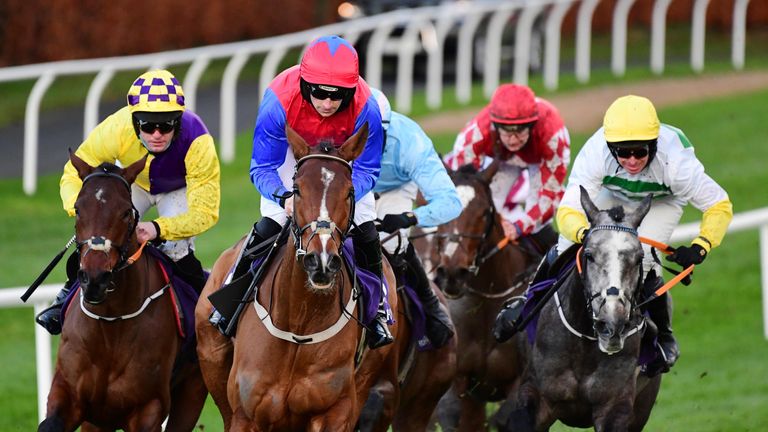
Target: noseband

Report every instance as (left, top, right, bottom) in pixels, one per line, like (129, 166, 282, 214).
(76, 169, 140, 275)
(437, 203, 496, 275)
(290, 154, 355, 260)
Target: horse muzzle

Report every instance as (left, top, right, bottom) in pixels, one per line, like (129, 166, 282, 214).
(594, 318, 631, 355)
(78, 269, 114, 304)
(434, 266, 472, 299)
(302, 251, 341, 291)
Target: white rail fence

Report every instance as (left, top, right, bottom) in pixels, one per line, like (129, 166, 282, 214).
(2, 208, 768, 422)
(0, 0, 754, 196)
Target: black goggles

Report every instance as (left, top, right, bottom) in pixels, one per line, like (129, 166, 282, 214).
(494, 122, 533, 133)
(309, 85, 345, 101)
(138, 120, 176, 134)
(611, 145, 649, 159)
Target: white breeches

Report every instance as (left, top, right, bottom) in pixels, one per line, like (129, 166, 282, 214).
(375, 181, 418, 255)
(131, 185, 193, 261)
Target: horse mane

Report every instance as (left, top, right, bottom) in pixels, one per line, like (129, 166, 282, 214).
(317, 140, 337, 154)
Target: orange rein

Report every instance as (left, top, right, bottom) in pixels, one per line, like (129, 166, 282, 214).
(576, 237, 695, 300)
(126, 240, 149, 265)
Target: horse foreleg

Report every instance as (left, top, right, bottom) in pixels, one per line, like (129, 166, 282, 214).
(39, 374, 83, 432)
(309, 397, 356, 432)
(166, 360, 208, 432)
(358, 379, 399, 432)
(124, 399, 165, 432)
(629, 374, 661, 432)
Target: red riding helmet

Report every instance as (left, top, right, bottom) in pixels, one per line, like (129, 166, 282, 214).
(489, 84, 539, 125)
(300, 35, 359, 88)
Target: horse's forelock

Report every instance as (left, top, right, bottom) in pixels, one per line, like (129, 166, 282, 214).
(606, 206, 625, 223)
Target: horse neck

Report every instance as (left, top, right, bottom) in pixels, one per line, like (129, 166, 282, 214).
(268, 243, 350, 331)
(85, 253, 160, 317)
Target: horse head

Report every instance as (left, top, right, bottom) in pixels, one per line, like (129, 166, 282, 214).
(286, 123, 368, 292)
(579, 186, 651, 354)
(69, 151, 146, 304)
(433, 160, 500, 298)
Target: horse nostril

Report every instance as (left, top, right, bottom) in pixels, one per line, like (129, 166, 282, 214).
(595, 320, 612, 337)
(78, 270, 89, 286)
(327, 255, 342, 273)
(303, 253, 320, 272)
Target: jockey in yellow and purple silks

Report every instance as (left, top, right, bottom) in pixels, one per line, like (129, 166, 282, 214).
(211, 35, 391, 348)
(36, 69, 221, 335)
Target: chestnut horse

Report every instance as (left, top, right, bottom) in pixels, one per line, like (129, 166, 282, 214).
(495, 188, 661, 431)
(427, 162, 537, 431)
(195, 125, 403, 431)
(39, 153, 207, 432)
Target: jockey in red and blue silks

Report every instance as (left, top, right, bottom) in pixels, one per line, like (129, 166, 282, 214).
(210, 35, 393, 348)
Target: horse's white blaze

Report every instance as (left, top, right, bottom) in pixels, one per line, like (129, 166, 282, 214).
(95, 188, 106, 204)
(444, 238, 459, 257)
(600, 235, 632, 320)
(455, 185, 476, 209)
(319, 167, 336, 267)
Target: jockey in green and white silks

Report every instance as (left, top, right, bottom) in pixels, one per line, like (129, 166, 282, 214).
(556, 106, 732, 276)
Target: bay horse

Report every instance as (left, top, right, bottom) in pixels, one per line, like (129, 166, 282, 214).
(359, 245, 458, 431)
(496, 187, 661, 431)
(39, 153, 207, 432)
(195, 125, 403, 431)
(426, 161, 537, 431)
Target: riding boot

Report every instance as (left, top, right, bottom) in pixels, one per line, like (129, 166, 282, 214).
(492, 246, 557, 343)
(403, 243, 454, 348)
(209, 217, 282, 333)
(355, 222, 394, 349)
(35, 250, 80, 335)
(172, 250, 207, 294)
(646, 291, 679, 374)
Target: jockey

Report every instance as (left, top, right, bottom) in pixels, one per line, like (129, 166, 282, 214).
(211, 35, 392, 348)
(369, 87, 461, 348)
(495, 95, 733, 375)
(444, 83, 570, 258)
(36, 69, 221, 335)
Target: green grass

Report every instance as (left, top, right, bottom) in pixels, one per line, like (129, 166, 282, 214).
(2, 87, 768, 429)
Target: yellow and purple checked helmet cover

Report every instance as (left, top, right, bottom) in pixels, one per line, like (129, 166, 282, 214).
(126, 69, 186, 114)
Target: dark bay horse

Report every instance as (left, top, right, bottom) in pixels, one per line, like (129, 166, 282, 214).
(426, 161, 537, 431)
(39, 153, 207, 432)
(359, 247, 458, 432)
(497, 187, 661, 431)
(196, 125, 403, 431)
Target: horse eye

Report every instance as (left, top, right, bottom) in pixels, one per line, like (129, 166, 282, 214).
(584, 250, 594, 261)
(123, 210, 133, 220)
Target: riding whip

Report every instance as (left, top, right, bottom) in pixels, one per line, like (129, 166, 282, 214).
(21, 235, 77, 302)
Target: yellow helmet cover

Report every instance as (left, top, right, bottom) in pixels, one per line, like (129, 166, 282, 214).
(603, 95, 659, 142)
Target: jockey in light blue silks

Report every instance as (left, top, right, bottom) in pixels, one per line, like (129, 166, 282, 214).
(370, 88, 461, 348)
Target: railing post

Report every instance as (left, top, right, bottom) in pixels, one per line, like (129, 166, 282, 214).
(34, 302, 53, 423)
(84, 67, 115, 138)
(425, 9, 456, 109)
(575, 0, 600, 84)
(761, 225, 768, 340)
(650, 0, 673, 75)
(513, 1, 545, 86)
(395, 17, 427, 114)
(455, 10, 484, 104)
(691, 0, 712, 73)
(611, 0, 637, 77)
(543, 1, 574, 91)
(184, 54, 212, 112)
(24, 72, 56, 196)
(220, 50, 250, 164)
(732, 0, 751, 70)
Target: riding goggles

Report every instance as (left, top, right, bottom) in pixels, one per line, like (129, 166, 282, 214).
(309, 84, 345, 101)
(610, 144, 649, 159)
(138, 119, 177, 134)
(494, 122, 534, 133)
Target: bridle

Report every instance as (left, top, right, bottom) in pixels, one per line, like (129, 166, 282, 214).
(435, 195, 496, 276)
(76, 169, 141, 276)
(570, 224, 645, 340)
(290, 154, 356, 261)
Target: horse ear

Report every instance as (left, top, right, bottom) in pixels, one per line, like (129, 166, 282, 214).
(69, 148, 94, 180)
(479, 158, 500, 184)
(626, 193, 652, 228)
(122, 156, 147, 184)
(286, 124, 311, 160)
(338, 122, 369, 162)
(580, 185, 600, 223)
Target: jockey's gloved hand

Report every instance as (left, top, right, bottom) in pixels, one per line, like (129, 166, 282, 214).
(666, 244, 707, 268)
(378, 212, 418, 233)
